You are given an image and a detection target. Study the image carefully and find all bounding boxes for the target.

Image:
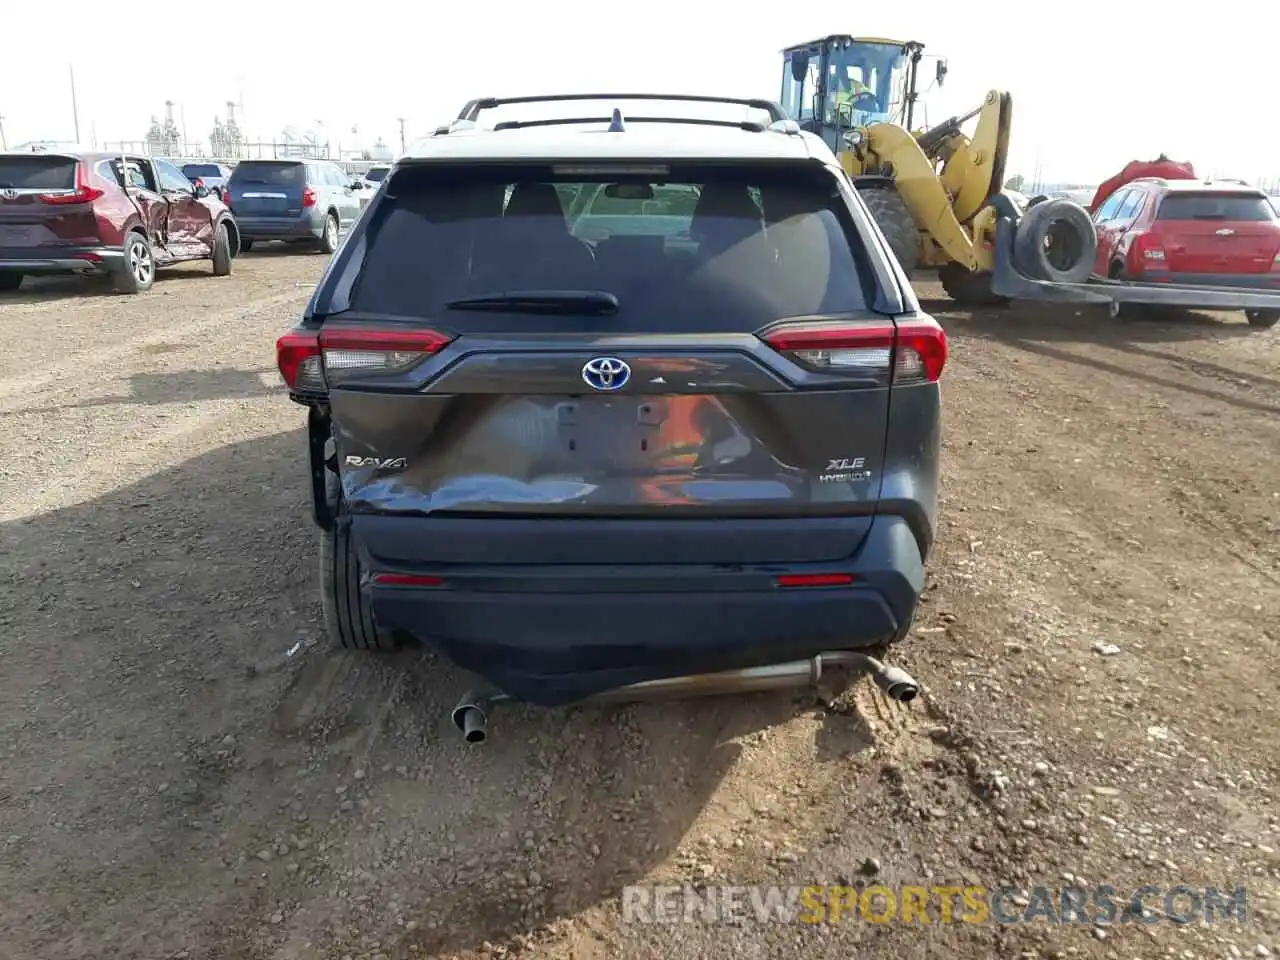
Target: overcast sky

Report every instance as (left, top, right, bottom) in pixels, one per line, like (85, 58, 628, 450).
(0, 0, 1273, 185)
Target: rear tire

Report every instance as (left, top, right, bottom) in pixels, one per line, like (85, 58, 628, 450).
(211, 222, 232, 276)
(1012, 199, 1096, 283)
(319, 485, 397, 652)
(857, 184, 918, 276)
(938, 261, 1010, 307)
(0, 271, 23, 291)
(318, 213, 339, 255)
(112, 231, 155, 294)
(1246, 310, 1279, 329)
(239, 239, 255, 253)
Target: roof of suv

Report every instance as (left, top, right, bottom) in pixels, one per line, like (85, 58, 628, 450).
(2, 150, 113, 162)
(1131, 178, 1268, 196)
(401, 119, 835, 165)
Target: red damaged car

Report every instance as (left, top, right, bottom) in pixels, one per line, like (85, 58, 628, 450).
(1091, 177, 1280, 327)
(0, 151, 239, 294)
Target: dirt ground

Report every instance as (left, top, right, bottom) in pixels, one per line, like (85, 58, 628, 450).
(0, 254, 1277, 960)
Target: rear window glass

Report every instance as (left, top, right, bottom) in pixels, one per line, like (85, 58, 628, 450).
(345, 163, 872, 331)
(229, 161, 306, 186)
(0, 156, 77, 190)
(364, 167, 389, 182)
(182, 164, 222, 178)
(1157, 193, 1276, 221)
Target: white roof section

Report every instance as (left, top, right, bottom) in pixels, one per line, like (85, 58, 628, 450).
(401, 122, 832, 164)
(398, 95, 835, 166)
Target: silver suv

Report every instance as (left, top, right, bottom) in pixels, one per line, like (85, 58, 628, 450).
(225, 158, 361, 253)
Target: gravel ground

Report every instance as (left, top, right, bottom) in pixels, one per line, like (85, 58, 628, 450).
(0, 255, 1277, 960)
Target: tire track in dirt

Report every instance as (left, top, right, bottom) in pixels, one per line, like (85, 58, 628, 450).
(0, 285, 305, 404)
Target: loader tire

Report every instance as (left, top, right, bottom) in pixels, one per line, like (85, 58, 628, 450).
(857, 184, 918, 277)
(1013, 198, 1096, 283)
(938, 262, 1010, 307)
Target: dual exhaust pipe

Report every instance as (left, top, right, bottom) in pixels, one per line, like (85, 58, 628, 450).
(451, 651, 919, 745)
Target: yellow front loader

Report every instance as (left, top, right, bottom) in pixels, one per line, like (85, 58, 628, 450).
(781, 35, 1015, 304)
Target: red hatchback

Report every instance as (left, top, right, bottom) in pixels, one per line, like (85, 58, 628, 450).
(0, 151, 240, 294)
(1091, 179, 1280, 327)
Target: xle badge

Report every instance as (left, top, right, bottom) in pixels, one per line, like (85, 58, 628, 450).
(819, 457, 873, 483)
(345, 456, 408, 469)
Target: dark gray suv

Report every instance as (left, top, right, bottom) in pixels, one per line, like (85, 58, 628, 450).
(275, 94, 946, 741)
(226, 158, 360, 253)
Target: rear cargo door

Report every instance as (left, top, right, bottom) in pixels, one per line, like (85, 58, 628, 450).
(0, 154, 99, 249)
(319, 162, 907, 565)
(227, 160, 306, 217)
(1154, 192, 1280, 274)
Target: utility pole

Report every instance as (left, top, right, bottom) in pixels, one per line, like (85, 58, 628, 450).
(0, 110, 6, 151)
(69, 64, 81, 144)
(397, 117, 406, 153)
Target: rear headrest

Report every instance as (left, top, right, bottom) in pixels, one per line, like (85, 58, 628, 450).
(691, 183, 762, 223)
(505, 182, 566, 218)
(689, 183, 764, 254)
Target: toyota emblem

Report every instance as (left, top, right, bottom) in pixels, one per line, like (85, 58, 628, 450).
(581, 356, 631, 392)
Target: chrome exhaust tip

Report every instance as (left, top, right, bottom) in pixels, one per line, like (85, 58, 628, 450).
(450, 697, 491, 743)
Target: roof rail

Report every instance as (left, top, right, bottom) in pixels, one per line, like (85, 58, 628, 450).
(456, 93, 788, 125)
(433, 119, 477, 136)
(489, 115, 770, 133)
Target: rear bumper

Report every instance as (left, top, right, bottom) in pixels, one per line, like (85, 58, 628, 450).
(1133, 271, 1280, 288)
(1116, 270, 1280, 309)
(234, 214, 322, 241)
(0, 246, 124, 275)
(358, 514, 926, 706)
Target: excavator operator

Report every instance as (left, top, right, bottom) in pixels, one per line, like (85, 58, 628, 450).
(827, 70, 878, 124)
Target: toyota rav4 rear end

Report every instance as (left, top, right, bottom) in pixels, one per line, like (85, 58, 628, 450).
(276, 108, 945, 714)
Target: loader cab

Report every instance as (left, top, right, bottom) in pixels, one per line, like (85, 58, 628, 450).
(781, 36, 924, 153)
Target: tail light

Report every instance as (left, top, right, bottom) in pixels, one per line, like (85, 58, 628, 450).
(775, 573, 857, 588)
(371, 572, 445, 587)
(759, 317, 947, 385)
(1133, 234, 1167, 266)
(302, 186, 317, 208)
(275, 326, 455, 393)
(39, 162, 105, 206)
(193, 177, 205, 190)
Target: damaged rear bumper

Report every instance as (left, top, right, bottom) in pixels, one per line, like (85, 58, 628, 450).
(356, 514, 926, 707)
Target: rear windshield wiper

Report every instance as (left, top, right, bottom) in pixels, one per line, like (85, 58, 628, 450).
(444, 290, 619, 315)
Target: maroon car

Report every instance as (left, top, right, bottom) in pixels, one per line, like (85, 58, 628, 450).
(0, 151, 240, 294)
